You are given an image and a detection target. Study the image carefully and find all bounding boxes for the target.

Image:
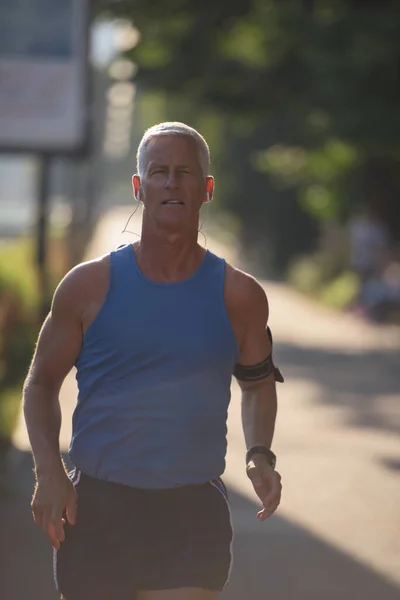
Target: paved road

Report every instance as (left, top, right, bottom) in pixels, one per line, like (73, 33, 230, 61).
(4, 207, 400, 599)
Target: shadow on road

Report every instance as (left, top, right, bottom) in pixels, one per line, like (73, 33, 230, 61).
(275, 343, 400, 437)
(1, 449, 399, 600)
(224, 489, 400, 600)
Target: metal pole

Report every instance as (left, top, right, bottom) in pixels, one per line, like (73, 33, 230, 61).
(36, 154, 51, 323)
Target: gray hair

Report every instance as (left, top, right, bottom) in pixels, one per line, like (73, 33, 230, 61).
(136, 122, 210, 178)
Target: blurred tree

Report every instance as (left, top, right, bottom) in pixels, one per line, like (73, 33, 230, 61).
(95, 0, 400, 270)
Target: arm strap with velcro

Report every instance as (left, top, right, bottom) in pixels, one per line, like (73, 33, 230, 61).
(233, 326, 284, 383)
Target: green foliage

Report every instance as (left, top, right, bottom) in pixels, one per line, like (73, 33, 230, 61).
(0, 240, 39, 395)
(110, 0, 400, 146)
(0, 239, 39, 313)
(218, 18, 269, 69)
(288, 253, 359, 309)
(319, 270, 359, 309)
(0, 386, 22, 443)
(254, 138, 362, 221)
(288, 255, 326, 295)
(0, 236, 66, 447)
(97, 0, 400, 271)
(288, 250, 343, 294)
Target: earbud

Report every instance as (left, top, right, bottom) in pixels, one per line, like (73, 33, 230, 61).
(205, 192, 211, 203)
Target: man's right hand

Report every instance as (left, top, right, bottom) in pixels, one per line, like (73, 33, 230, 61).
(31, 469, 78, 550)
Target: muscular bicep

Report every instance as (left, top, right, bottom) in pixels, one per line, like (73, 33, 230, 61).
(28, 283, 83, 391)
(237, 281, 271, 365)
(228, 273, 283, 388)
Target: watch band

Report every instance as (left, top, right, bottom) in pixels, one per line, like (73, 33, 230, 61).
(246, 446, 276, 469)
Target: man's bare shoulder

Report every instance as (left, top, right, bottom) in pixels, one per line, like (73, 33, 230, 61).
(225, 262, 269, 322)
(53, 254, 110, 314)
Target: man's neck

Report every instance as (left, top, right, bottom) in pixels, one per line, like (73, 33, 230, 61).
(133, 227, 205, 283)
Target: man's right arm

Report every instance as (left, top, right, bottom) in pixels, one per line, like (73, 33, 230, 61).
(24, 270, 83, 474)
(23, 267, 84, 548)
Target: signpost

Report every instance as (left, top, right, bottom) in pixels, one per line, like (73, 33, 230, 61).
(0, 0, 91, 320)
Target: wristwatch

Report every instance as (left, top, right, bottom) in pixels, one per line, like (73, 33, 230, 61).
(246, 446, 276, 469)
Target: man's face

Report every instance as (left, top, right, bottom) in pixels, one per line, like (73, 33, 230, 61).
(133, 135, 213, 231)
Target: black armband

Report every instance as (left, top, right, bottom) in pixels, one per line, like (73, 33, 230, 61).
(233, 326, 284, 383)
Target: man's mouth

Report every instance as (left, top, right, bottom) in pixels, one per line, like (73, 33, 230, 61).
(162, 200, 184, 205)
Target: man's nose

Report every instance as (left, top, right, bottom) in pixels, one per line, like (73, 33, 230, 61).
(165, 171, 179, 189)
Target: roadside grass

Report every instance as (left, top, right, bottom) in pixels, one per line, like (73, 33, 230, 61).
(0, 234, 69, 452)
(288, 253, 360, 310)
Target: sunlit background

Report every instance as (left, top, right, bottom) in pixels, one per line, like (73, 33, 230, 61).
(0, 2, 399, 599)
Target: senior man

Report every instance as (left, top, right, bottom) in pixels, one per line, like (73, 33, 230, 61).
(24, 122, 283, 600)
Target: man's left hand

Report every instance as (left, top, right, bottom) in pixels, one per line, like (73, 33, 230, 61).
(246, 457, 282, 521)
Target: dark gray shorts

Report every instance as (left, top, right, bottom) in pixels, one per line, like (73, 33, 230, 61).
(54, 470, 233, 600)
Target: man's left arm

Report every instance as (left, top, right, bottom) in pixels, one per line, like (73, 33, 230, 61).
(233, 277, 283, 521)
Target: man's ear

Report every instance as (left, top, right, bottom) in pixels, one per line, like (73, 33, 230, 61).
(132, 175, 141, 201)
(204, 176, 214, 204)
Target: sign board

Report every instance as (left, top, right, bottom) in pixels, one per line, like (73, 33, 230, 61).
(0, 0, 90, 154)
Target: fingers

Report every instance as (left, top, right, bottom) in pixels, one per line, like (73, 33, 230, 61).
(32, 503, 66, 549)
(262, 471, 282, 508)
(35, 508, 62, 549)
(44, 506, 64, 549)
(248, 467, 282, 521)
(31, 472, 78, 549)
(66, 490, 78, 526)
(257, 499, 280, 521)
(52, 506, 66, 544)
(48, 521, 62, 550)
(261, 489, 282, 520)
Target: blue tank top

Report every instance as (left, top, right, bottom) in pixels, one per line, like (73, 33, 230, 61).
(70, 244, 239, 489)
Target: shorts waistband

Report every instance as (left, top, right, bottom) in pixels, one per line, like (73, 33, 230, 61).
(72, 469, 224, 495)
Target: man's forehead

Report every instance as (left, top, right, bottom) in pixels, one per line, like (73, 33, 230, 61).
(146, 134, 197, 154)
(144, 135, 201, 169)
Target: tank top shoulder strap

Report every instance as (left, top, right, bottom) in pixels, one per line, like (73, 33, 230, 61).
(109, 244, 134, 278)
(113, 243, 133, 261)
(200, 249, 226, 275)
(202, 251, 227, 292)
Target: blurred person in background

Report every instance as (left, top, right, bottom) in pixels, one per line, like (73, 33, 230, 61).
(349, 206, 394, 319)
(349, 206, 390, 283)
(358, 246, 400, 322)
(23, 122, 283, 600)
